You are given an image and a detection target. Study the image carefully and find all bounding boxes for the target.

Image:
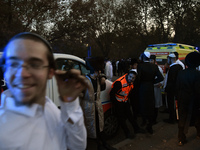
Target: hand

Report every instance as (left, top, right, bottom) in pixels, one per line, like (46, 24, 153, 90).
(155, 83, 162, 88)
(55, 69, 88, 102)
(100, 77, 106, 85)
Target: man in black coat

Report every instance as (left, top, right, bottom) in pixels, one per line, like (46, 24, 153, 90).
(137, 52, 164, 134)
(164, 53, 183, 124)
(129, 58, 140, 121)
(176, 52, 200, 146)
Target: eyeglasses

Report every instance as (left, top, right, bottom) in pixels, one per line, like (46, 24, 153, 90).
(3, 62, 49, 73)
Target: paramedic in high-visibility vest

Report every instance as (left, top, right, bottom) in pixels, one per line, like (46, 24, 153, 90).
(110, 69, 145, 139)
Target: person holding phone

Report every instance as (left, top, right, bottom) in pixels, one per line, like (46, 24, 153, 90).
(0, 32, 87, 150)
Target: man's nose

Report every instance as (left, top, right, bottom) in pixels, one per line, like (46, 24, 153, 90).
(16, 65, 31, 77)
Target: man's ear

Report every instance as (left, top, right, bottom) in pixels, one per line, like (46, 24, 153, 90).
(48, 68, 54, 79)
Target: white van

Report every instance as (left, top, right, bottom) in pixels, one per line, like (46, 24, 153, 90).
(0, 52, 119, 137)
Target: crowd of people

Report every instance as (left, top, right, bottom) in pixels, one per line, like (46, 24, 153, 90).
(109, 51, 200, 146)
(0, 32, 199, 150)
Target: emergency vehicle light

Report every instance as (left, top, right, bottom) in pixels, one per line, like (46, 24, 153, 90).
(148, 43, 177, 47)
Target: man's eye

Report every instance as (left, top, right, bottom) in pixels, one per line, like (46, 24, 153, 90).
(9, 62, 20, 68)
(30, 63, 41, 69)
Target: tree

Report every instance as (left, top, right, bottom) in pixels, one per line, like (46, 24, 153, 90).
(0, 0, 59, 49)
(1, 0, 200, 57)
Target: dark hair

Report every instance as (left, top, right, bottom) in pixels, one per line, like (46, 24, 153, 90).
(1, 32, 55, 69)
(150, 55, 156, 60)
(173, 52, 179, 59)
(185, 51, 200, 68)
(86, 57, 104, 74)
(130, 58, 138, 65)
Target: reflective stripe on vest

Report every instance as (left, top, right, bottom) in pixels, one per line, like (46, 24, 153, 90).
(111, 74, 134, 102)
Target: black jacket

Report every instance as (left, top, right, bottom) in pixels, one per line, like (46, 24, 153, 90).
(176, 68, 200, 122)
(137, 62, 164, 116)
(165, 64, 182, 95)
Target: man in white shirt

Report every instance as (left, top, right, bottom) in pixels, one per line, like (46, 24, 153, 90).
(104, 58, 113, 81)
(174, 52, 185, 69)
(0, 32, 87, 150)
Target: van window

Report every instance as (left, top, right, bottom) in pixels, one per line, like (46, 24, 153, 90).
(179, 45, 185, 49)
(167, 46, 173, 49)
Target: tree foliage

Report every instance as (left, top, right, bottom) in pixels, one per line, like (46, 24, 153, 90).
(0, 0, 200, 58)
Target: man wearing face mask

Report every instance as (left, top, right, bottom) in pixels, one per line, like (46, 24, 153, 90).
(110, 70, 145, 139)
(164, 53, 183, 124)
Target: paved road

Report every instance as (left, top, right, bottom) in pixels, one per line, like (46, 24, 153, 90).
(87, 109, 200, 150)
(110, 111, 200, 150)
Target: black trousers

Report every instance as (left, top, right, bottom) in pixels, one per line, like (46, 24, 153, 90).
(167, 92, 176, 121)
(114, 100, 139, 135)
(178, 109, 200, 141)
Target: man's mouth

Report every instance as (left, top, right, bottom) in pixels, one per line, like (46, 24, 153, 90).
(14, 84, 33, 89)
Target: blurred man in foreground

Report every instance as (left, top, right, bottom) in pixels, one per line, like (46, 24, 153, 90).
(0, 32, 87, 150)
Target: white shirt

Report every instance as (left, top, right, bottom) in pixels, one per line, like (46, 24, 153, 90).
(116, 61, 119, 70)
(154, 65, 164, 108)
(176, 59, 185, 69)
(105, 61, 113, 81)
(0, 90, 87, 150)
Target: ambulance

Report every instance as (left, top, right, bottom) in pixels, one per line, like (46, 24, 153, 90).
(144, 43, 197, 72)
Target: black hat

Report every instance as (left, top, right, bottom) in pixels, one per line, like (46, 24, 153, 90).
(150, 55, 156, 60)
(185, 51, 200, 68)
(130, 58, 138, 65)
(173, 52, 179, 59)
